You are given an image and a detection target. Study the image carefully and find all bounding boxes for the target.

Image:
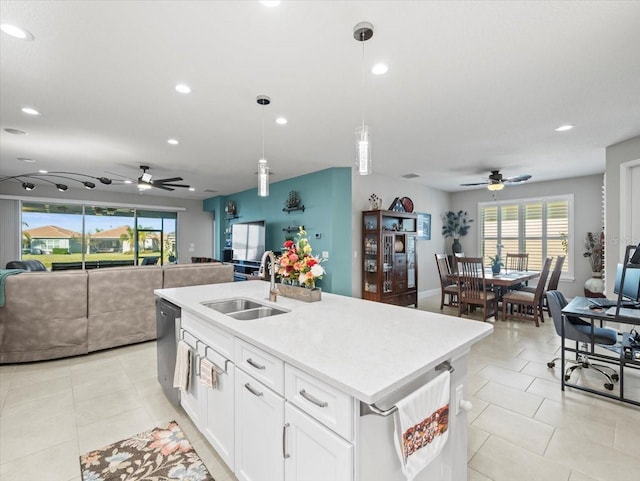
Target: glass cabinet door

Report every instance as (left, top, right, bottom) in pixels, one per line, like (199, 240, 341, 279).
(363, 233, 378, 293)
(382, 234, 394, 293)
(407, 235, 416, 289)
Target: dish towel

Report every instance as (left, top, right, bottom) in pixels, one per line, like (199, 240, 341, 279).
(173, 340, 191, 391)
(394, 371, 450, 481)
(199, 357, 218, 389)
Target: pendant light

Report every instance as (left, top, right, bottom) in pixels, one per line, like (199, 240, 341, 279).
(354, 22, 374, 175)
(257, 95, 271, 197)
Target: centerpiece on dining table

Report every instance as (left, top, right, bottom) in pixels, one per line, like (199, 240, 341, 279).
(276, 227, 325, 302)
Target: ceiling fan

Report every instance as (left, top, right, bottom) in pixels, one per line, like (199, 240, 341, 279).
(107, 165, 190, 191)
(460, 170, 531, 191)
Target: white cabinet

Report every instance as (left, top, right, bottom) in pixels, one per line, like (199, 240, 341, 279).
(284, 403, 353, 481)
(180, 330, 206, 427)
(235, 368, 285, 481)
(203, 347, 235, 471)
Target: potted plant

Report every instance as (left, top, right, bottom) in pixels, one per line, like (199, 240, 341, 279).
(488, 254, 503, 274)
(441, 210, 473, 254)
(583, 230, 605, 295)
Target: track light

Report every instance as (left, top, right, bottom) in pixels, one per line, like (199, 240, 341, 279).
(83, 181, 96, 190)
(97, 177, 112, 185)
(56, 184, 68, 192)
(0, 172, 113, 192)
(22, 182, 35, 191)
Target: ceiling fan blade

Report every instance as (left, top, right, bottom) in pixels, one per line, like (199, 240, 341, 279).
(504, 174, 532, 183)
(152, 184, 175, 191)
(460, 182, 489, 186)
(160, 183, 190, 188)
(155, 176, 183, 183)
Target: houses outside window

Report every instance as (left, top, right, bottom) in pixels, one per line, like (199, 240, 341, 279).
(21, 202, 178, 269)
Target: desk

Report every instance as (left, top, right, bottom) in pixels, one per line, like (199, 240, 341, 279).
(561, 296, 640, 406)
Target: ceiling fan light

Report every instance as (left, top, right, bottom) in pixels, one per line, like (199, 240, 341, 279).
(138, 182, 152, 190)
(487, 182, 505, 191)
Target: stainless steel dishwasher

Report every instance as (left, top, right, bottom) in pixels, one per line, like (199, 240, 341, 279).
(156, 297, 181, 407)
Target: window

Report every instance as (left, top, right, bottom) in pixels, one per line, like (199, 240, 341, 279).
(479, 195, 573, 277)
(21, 202, 178, 269)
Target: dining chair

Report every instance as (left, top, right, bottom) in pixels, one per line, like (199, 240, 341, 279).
(456, 257, 498, 321)
(501, 257, 552, 327)
(523, 255, 565, 313)
(505, 253, 529, 272)
(434, 253, 458, 309)
(546, 290, 619, 390)
(450, 252, 465, 274)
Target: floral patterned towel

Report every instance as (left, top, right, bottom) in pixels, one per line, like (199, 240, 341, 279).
(79, 420, 214, 481)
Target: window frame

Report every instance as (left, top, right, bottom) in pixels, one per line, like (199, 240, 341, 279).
(477, 194, 574, 280)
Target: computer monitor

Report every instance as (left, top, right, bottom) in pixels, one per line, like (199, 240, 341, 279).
(613, 263, 640, 302)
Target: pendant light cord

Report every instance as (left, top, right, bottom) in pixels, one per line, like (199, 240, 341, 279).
(261, 104, 265, 160)
(361, 31, 366, 130)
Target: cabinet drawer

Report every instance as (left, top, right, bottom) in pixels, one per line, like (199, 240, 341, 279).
(235, 338, 284, 395)
(284, 364, 353, 441)
(182, 310, 233, 359)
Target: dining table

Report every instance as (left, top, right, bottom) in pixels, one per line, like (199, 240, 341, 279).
(448, 269, 541, 300)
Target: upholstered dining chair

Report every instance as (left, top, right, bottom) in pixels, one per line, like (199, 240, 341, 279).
(434, 253, 458, 309)
(456, 257, 498, 321)
(546, 290, 619, 390)
(501, 257, 552, 327)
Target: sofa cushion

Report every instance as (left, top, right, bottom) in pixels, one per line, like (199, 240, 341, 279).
(0, 270, 88, 363)
(163, 263, 234, 289)
(87, 266, 163, 352)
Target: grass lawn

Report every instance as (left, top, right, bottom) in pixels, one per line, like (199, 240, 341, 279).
(23, 252, 162, 269)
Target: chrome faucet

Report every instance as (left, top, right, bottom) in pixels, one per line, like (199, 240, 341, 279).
(259, 250, 279, 302)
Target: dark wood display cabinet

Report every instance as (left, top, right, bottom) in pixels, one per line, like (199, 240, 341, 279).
(362, 210, 418, 307)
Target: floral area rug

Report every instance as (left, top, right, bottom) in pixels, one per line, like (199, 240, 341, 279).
(79, 420, 215, 481)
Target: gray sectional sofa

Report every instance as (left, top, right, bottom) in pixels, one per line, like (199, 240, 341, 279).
(0, 263, 234, 363)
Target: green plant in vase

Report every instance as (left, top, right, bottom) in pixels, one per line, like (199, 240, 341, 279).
(441, 210, 473, 254)
(489, 254, 503, 274)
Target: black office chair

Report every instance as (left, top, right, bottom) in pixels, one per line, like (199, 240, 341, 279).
(546, 290, 619, 390)
(140, 256, 159, 265)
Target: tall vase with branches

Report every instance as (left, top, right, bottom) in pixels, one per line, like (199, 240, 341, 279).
(441, 210, 473, 254)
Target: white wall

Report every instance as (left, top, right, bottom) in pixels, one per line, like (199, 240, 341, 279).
(450, 174, 604, 298)
(0, 183, 212, 266)
(351, 172, 450, 297)
(605, 135, 640, 292)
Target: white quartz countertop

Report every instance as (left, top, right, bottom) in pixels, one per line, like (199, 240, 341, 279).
(155, 282, 493, 404)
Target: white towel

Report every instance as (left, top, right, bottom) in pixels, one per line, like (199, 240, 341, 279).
(394, 371, 450, 481)
(173, 340, 191, 391)
(199, 357, 218, 389)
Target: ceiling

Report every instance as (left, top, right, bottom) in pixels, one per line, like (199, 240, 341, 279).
(1, 1, 639, 199)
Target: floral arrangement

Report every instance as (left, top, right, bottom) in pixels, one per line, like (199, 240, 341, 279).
(277, 227, 325, 288)
(583, 231, 604, 273)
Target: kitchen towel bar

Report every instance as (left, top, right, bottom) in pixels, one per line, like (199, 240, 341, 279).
(359, 361, 454, 417)
(180, 330, 228, 374)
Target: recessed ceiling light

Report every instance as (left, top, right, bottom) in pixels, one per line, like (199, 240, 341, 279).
(21, 107, 40, 116)
(167, 138, 179, 145)
(124, 179, 133, 184)
(4, 128, 26, 135)
(555, 124, 574, 132)
(372, 63, 389, 75)
(18, 157, 35, 163)
(275, 117, 288, 125)
(188, 187, 195, 192)
(261, 1, 281, 7)
(0, 24, 34, 41)
(175, 83, 191, 94)
(38, 169, 48, 174)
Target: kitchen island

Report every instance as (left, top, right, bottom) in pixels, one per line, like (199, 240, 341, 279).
(155, 281, 492, 481)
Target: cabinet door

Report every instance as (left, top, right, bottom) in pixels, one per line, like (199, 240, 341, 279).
(204, 361, 235, 471)
(235, 369, 285, 481)
(180, 348, 206, 428)
(284, 403, 353, 481)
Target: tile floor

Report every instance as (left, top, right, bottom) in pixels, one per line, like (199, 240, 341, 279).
(0, 293, 639, 481)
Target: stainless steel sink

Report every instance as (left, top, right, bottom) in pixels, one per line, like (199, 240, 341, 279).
(201, 297, 289, 320)
(228, 306, 288, 321)
(202, 298, 264, 314)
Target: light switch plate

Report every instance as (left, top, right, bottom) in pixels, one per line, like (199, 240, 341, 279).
(322, 251, 329, 259)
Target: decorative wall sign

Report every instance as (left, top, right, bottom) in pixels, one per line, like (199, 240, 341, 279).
(417, 212, 431, 240)
(389, 197, 405, 212)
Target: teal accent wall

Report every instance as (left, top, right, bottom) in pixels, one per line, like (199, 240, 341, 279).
(203, 168, 352, 295)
